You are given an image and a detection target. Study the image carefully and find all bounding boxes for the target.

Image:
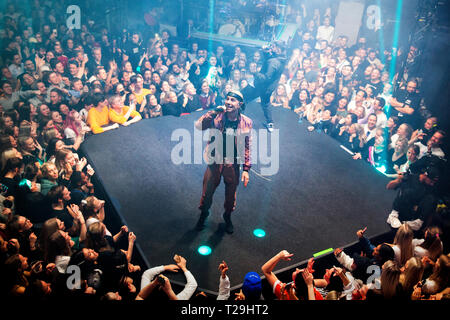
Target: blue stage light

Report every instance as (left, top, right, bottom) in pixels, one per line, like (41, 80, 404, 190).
(376, 165, 387, 174)
(197, 245, 212, 256)
(253, 229, 266, 238)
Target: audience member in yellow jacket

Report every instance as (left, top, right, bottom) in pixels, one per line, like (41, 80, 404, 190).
(87, 93, 119, 134)
(109, 95, 142, 126)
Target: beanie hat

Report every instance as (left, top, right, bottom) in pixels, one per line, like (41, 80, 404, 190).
(242, 272, 261, 300)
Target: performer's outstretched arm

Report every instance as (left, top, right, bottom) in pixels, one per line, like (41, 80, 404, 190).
(194, 110, 217, 130)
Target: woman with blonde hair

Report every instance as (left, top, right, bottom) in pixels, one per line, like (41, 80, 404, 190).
(304, 96, 324, 124)
(392, 224, 414, 266)
(386, 137, 409, 174)
(54, 149, 86, 182)
(353, 123, 367, 151)
(81, 196, 115, 238)
(380, 260, 402, 299)
(40, 162, 59, 195)
(367, 260, 402, 300)
(399, 257, 424, 297)
(42, 128, 63, 148)
(54, 149, 76, 174)
(1, 147, 22, 171)
(389, 123, 413, 150)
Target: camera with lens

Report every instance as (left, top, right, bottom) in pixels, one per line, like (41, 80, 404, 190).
(87, 269, 103, 290)
(157, 274, 166, 285)
(3, 199, 13, 209)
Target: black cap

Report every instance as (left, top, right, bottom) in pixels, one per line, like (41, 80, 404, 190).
(425, 166, 441, 180)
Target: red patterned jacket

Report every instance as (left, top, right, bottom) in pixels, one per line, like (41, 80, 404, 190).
(195, 110, 252, 171)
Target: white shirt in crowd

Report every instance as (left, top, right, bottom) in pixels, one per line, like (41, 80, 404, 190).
(316, 25, 335, 47)
(415, 142, 445, 160)
(140, 265, 198, 300)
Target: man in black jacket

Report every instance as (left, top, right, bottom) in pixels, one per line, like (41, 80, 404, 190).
(253, 41, 287, 132)
(386, 166, 441, 231)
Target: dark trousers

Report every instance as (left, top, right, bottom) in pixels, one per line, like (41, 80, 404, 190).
(260, 92, 273, 124)
(199, 164, 240, 214)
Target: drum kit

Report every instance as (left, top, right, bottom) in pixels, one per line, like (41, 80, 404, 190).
(215, 0, 287, 41)
(261, 1, 286, 41)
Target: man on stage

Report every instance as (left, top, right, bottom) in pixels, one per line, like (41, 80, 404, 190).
(194, 90, 252, 234)
(254, 41, 287, 132)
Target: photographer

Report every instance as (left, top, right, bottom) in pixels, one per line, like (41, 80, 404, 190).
(412, 130, 446, 160)
(138, 254, 197, 300)
(386, 166, 442, 231)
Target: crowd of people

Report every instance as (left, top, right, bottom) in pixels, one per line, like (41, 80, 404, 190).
(0, 0, 448, 301)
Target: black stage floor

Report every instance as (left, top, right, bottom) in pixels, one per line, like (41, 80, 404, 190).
(81, 103, 395, 294)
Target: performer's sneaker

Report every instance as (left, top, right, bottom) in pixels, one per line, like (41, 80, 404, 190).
(267, 123, 274, 132)
(223, 212, 234, 234)
(195, 210, 210, 230)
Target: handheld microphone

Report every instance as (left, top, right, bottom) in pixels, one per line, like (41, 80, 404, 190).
(215, 105, 226, 113)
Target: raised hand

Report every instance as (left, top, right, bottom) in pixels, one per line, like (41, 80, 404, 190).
(128, 231, 136, 243)
(356, 227, 367, 238)
(234, 289, 245, 300)
(279, 250, 294, 261)
(29, 232, 37, 249)
(218, 260, 229, 278)
(352, 152, 362, 160)
(76, 157, 87, 171)
(46, 263, 56, 274)
(302, 269, 314, 286)
(67, 204, 83, 221)
(174, 254, 187, 270)
(307, 258, 315, 273)
(323, 268, 334, 284)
